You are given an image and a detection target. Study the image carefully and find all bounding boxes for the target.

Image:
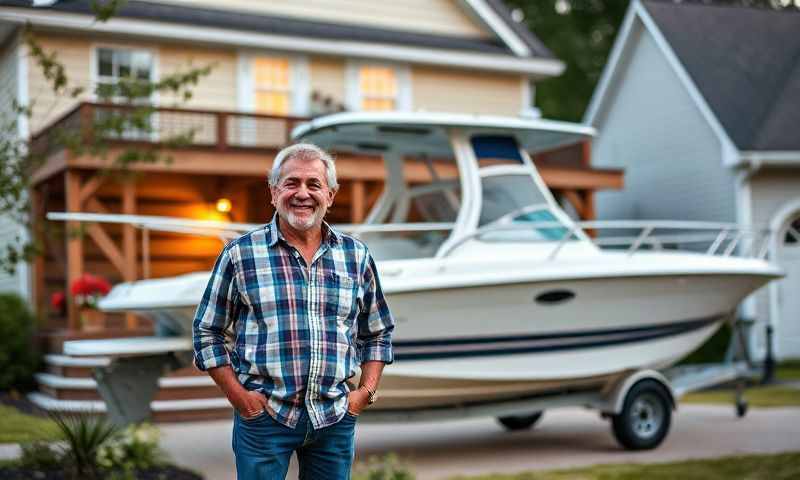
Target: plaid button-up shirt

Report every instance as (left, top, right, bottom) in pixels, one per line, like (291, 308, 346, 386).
(192, 216, 394, 429)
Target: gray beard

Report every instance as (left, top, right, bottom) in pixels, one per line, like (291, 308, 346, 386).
(280, 204, 326, 231)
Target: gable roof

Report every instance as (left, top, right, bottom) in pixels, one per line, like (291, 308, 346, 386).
(585, 0, 800, 153)
(642, 0, 800, 152)
(5, 0, 555, 60)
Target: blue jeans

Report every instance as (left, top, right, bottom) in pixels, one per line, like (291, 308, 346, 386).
(232, 408, 357, 480)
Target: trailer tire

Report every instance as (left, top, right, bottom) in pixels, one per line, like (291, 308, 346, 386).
(611, 379, 671, 450)
(497, 411, 543, 431)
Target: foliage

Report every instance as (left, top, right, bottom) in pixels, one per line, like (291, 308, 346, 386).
(19, 441, 63, 470)
(49, 412, 119, 480)
(0, 293, 40, 391)
(505, 0, 800, 122)
(96, 422, 165, 476)
(0, 0, 213, 275)
(353, 453, 416, 480)
(0, 405, 61, 443)
(446, 451, 800, 479)
(777, 360, 800, 381)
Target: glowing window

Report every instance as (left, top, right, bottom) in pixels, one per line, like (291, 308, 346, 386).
(359, 66, 397, 111)
(253, 57, 291, 115)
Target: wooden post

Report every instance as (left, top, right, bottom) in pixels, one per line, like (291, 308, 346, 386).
(122, 181, 137, 329)
(30, 187, 46, 326)
(581, 139, 592, 167)
(351, 181, 365, 224)
(65, 171, 83, 331)
(217, 112, 228, 152)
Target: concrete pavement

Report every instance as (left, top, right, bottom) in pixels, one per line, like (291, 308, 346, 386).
(157, 404, 800, 480)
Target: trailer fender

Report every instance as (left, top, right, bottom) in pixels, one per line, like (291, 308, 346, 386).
(605, 370, 676, 415)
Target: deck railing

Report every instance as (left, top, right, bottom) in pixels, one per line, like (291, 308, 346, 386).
(30, 102, 308, 157)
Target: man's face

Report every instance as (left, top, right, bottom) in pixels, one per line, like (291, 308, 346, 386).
(270, 155, 336, 232)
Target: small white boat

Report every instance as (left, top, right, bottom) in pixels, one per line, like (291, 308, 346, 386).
(50, 112, 782, 449)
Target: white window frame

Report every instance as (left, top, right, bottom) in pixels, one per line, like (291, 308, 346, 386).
(345, 61, 411, 112)
(237, 51, 309, 116)
(90, 43, 159, 104)
(90, 43, 159, 141)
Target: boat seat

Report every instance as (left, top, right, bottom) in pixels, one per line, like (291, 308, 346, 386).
(63, 336, 192, 357)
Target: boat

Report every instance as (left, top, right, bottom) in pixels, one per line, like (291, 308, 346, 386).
(50, 112, 782, 449)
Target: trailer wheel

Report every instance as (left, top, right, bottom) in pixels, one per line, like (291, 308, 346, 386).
(612, 380, 671, 450)
(497, 411, 543, 431)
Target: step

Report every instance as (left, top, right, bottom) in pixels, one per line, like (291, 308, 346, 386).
(34, 373, 224, 402)
(28, 392, 233, 423)
(44, 354, 110, 377)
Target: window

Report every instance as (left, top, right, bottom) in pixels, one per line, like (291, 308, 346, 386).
(359, 66, 397, 111)
(96, 47, 154, 102)
(347, 63, 410, 112)
(253, 57, 291, 115)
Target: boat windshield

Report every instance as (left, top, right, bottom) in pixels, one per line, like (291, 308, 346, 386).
(479, 173, 569, 242)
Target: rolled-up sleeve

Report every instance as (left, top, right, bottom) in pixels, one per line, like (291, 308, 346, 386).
(192, 246, 241, 371)
(357, 251, 394, 364)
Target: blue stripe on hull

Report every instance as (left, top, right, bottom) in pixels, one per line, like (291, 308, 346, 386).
(393, 315, 724, 361)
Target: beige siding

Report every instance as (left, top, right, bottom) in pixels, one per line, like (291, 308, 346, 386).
(159, 45, 237, 110)
(140, 0, 489, 38)
(310, 57, 346, 109)
(27, 33, 239, 134)
(27, 33, 93, 133)
(412, 66, 523, 115)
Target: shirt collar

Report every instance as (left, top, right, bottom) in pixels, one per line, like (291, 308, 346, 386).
(266, 214, 341, 248)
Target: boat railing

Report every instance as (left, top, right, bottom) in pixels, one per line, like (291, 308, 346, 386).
(438, 220, 774, 261)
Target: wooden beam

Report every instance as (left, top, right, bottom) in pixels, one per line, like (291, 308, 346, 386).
(78, 174, 107, 207)
(64, 170, 83, 331)
(562, 190, 585, 218)
(86, 223, 127, 278)
(30, 149, 68, 186)
(538, 166, 624, 190)
(581, 140, 592, 167)
(350, 181, 365, 224)
(121, 181, 137, 329)
(85, 197, 110, 214)
(30, 187, 46, 324)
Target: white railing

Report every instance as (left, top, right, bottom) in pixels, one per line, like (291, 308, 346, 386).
(438, 220, 774, 261)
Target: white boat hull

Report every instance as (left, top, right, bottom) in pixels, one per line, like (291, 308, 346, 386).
(107, 266, 772, 411)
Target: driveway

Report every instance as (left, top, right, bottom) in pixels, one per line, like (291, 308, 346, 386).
(159, 404, 800, 480)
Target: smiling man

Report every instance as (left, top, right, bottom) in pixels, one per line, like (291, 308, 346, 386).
(192, 143, 394, 480)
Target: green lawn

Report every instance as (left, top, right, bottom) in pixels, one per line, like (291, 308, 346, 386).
(681, 384, 800, 408)
(777, 360, 800, 381)
(0, 405, 61, 444)
(446, 452, 800, 480)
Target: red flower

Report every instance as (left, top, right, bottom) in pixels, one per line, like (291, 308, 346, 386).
(70, 273, 112, 296)
(51, 291, 66, 311)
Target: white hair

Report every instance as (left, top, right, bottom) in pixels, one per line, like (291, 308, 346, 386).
(269, 143, 338, 190)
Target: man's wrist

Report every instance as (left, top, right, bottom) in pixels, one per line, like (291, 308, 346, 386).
(359, 385, 377, 404)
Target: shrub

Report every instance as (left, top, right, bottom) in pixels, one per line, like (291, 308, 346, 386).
(50, 412, 119, 480)
(97, 422, 165, 475)
(353, 453, 415, 480)
(19, 441, 63, 470)
(0, 292, 40, 391)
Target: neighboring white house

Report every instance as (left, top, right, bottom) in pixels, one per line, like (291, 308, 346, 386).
(585, 0, 800, 360)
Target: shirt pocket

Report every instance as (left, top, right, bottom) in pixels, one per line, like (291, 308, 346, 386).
(330, 272, 358, 326)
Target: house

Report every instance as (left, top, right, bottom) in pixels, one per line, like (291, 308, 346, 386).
(584, 0, 800, 360)
(0, 0, 625, 419)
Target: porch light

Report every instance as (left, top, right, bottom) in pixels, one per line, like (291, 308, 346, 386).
(216, 198, 232, 213)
